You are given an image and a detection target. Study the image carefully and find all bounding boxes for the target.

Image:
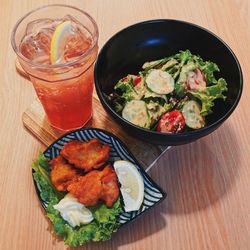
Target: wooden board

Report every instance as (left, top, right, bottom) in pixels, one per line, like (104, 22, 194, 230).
(22, 96, 169, 168)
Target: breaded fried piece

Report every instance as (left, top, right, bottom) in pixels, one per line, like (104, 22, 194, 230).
(50, 156, 80, 191)
(67, 169, 103, 206)
(60, 138, 110, 172)
(67, 165, 119, 207)
(101, 169, 120, 207)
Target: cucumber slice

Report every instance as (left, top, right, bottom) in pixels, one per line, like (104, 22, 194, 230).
(146, 69, 174, 94)
(122, 100, 150, 128)
(182, 100, 205, 129)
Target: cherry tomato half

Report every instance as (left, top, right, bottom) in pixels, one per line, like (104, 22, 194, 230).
(133, 76, 141, 86)
(157, 111, 185, 133)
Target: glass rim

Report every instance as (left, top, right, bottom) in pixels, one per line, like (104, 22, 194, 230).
(11, 4, 99, 69)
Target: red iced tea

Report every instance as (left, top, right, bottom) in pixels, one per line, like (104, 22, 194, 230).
(12, 6, 98, 131)
(29, 64, 95, 131)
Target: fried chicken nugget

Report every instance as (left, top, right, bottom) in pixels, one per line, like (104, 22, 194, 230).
(50, 156, 80, 191)
(101, 168, 120, 207)
(67, 165, 120, 207)
(67, 170, 103, 206)
(60, 138, 110, 172)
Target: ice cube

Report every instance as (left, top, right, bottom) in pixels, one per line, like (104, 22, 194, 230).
(20, 30, 52, 63)
(64, 32, 92, 61)
(25, 18, 55, 36)
(61, 17, 93, 62)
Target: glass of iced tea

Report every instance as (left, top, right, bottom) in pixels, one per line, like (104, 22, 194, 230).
(11, 4, 98, 131)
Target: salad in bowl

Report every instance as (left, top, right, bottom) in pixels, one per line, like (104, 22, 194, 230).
(109, 50, 228, 133)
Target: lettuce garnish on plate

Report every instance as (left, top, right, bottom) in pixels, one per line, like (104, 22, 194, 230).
(32, 153, 122, 247)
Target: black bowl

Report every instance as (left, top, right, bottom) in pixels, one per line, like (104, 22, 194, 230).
(94, 19, 243, 145)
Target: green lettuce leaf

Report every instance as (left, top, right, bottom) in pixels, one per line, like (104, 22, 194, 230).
(32, 153, 64, 200)
(114, 80, 132, 94)
(175, 50, 193, 65)
(46, 199, 122, 247)
(188, 78, 228, 116)
(206, 78, 228, 98)
(114, 76, 135, 102)
(171, 50, 228, 115)
(161, 58, 178, 71)
(199, 60, 219, 85)
(32, 153, 122, 247)
(141, 57, 171, 70)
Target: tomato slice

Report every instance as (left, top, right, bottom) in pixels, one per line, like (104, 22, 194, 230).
(133, 76, 141, 86)
(157, 111, 185, 133)
(187, 68, 206, 91)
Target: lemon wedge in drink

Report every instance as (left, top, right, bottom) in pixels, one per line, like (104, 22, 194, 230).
(50, 20, 72, 64)
(114, 160, 144, 212)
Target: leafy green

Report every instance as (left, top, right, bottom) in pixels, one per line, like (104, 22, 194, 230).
(206, 78, 228, 97)
(161, 58, 178, 71)
(111, 77, 136, 112)
(107, 93, 125, 114)
(46, 198, 122, 247)
(115, 79, 132, 93)
(114, 76, 136, 102)
(36, 153, 50, 171)
(170, 50, 228, 115)
(142, 57, 171, 70)
(172, 50, 220, 85)
(163, 103, 172, 112)
(188, 78, 228, 115)
(176, 50, 193, 65)
(142, 89, 167, 106)
(143, 96, 165, 106)
(32, 153, 64, 200)
(32, 153, 122, 247)
(33, 172, 60, 204)
(199, 60, 219, 85)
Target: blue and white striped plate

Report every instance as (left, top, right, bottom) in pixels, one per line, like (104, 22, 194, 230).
(33, 128, 166, 226)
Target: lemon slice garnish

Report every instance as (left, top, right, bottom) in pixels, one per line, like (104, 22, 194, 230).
(50, 20, 72, 64)
(114, 160, 144, 212)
